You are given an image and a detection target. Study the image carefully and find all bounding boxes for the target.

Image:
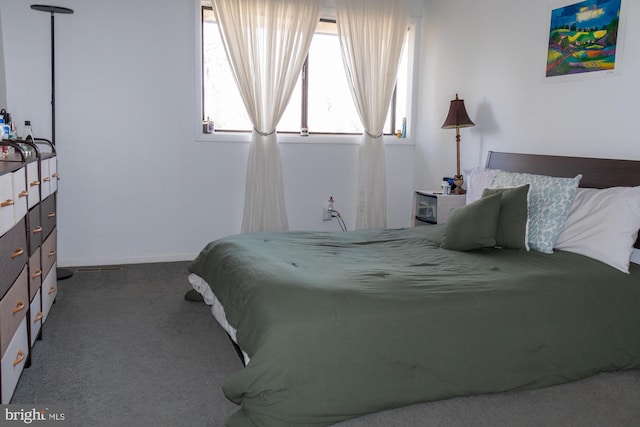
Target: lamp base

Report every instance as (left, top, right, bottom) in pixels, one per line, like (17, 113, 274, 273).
(453, 175, 466, 195)
(57, 267, 73, 280)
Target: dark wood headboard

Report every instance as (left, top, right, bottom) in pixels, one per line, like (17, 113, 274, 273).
(485, 151, 640, 249)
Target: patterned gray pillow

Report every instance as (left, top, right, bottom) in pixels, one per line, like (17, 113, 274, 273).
(490, 171, 581, 253)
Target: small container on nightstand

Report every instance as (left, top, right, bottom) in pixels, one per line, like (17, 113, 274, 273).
(413, 191, 466, 225)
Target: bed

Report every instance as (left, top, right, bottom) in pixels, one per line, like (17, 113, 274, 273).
(188, 152, 640, 427)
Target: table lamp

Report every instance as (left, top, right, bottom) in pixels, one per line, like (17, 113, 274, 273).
(441, 94, 475, 194)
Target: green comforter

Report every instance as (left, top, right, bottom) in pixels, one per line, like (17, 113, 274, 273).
(189, 225, 640, 427)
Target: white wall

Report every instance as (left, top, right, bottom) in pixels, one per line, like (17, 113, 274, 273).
(416, 0, 640, 190)
(0, 0, 416, 266)
(0, 7, 6, 109)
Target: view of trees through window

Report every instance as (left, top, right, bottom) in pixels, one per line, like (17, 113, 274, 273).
(201, 7, 410, 135)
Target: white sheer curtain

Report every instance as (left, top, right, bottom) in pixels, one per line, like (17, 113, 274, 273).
(336, 0, 411, 229)
(211, 0, 321, 233)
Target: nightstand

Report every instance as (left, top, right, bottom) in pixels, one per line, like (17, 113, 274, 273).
(413, 191, 466, 225)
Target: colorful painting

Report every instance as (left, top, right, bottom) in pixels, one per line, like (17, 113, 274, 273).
(546, 0, 621, 77)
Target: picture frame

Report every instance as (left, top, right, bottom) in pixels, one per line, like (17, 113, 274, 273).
(546, 0, 623, 80)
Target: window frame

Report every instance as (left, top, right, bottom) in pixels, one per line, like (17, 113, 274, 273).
(194, 2, 419, 144)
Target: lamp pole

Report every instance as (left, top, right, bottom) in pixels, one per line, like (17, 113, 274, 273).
(31, 4, 74, 280)
(30, 4, 73, 145)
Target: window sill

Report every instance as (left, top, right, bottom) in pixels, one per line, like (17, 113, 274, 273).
(195, 132, 415, 146)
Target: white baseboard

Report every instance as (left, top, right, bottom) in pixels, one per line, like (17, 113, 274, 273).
(58, 252, 200, 268)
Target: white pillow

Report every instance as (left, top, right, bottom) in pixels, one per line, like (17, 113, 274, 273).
(463, 167, 500, 204)
(555, 186, 640, 273)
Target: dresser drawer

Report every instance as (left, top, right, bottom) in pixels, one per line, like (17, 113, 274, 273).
(39, 157, 58, 199)
(11, 166, 28, 226)
(30, 289, 42, 347)
(46, 157, 58, 195)
(42, 267, 57, 324)
(40, 157, 51, 200)
(42, 228, 57, 278)
(0, 267, 29, 357)
(0, 218, 28, 298)
(41, 194, 56, 240)
(26, 160, 40, 209)
(28, 204, 42, 255)
(0, 172, 13, 237)
(29, 247, 42, 301)
(1, 316, 28, 404)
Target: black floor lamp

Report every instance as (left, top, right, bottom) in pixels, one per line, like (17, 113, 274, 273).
(31, 4, 74, 280)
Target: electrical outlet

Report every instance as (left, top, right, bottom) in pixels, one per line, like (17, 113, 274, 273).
(322, 207, 332, 221)
(323, 196, 335, 221)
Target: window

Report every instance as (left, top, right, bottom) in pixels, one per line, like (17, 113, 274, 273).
(201, 7, 413, 136)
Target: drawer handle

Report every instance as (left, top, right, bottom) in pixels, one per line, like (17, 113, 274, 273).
(33, 225, 43, 234)
(11, 248, 24, 258)
(19, 190, 28, 198)
(34, 311, 43, 322)
(47, 212, 56, 218)
(12, 301, 25, 314)
(1, 199, 14, 208)
(32, 269, 42, 279)
(49, 250, 56, 257)
(13, 350, 25, 367)
(30, 180, 40, 187)
(52, 173, 59, 179)
(48, 286, 56, 295)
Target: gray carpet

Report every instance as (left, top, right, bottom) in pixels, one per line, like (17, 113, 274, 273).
(11, 262, 640, 427)
(11, 262, 239, 426)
